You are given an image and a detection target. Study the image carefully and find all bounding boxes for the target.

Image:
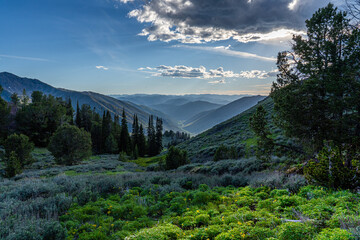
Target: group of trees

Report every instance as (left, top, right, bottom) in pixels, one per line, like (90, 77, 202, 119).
(250, 4, 360, 189)
(163, 130, 191, 147)
(0, 89, 166, 176)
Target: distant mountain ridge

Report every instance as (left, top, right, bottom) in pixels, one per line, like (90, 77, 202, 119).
(151, 100, 223, 122)
(0, 72, 182, 131)
(183, 95, 266, 134)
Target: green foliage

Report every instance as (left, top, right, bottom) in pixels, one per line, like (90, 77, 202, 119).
(271, 4, 360, 154)
(213, 145, 238, 161)
(16, 92, 69, 147)
(105, 134, 118, 154)
(48, 124, 92, 165)
(249, 105, 274, 162)
(304, 145, 360, 189)
(165, 146, 188, 170)
(5, 151, 22, 177)
(277, 222, 315, 240)
(315, 228, 353, 240)
(0, 85, 10, 142)
(4, 133, 34, 167)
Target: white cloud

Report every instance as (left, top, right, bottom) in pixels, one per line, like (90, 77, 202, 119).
(117, 0, 134, 3)
(175, 45, 277, 62)
(96, 66, 109, 70)
(123, 0, 327, 43)
(0, 54, 49, 62)
(139, 65, 278, 80)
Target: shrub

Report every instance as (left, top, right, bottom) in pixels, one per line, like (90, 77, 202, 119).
(127, 224, 183, 240)
(5, 151, 22, 178)
(304, 145, 360, 189)
(48, 124, 92, 165)
(4, 133, 34, 167)
(314, 228, 352, 240)
(213, 145, 238, 161)
(165, 146, 188, 170)
(277, 222, 314, 240)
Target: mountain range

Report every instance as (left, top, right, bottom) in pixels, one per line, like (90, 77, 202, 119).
(0, 72, 181, 131)
(183, 95, 266, 134)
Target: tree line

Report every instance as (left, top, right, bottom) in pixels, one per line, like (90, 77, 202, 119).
(0, 90, 165, 176)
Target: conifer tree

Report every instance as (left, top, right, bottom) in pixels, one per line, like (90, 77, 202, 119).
(147, 115, 157, 156)
(102, 110, 112, 153)
(66, 98, 74, 124)
(138, 124, 146, 157)
(155, 117, 163, 155)
(75, 101, 81, 127)
(119, 109, 131, 154)
(0, 85, 10, 142)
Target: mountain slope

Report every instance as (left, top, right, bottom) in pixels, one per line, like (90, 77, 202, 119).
(183, 95, 266, 134)
(177, 97, 273, 161)
(0, 72, 182, 131)
(151, 100, 223, 122)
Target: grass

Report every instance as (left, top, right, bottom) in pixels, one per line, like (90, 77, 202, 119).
(127, 155, 166, 167)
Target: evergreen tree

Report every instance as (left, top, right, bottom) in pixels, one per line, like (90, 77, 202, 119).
(105, 134, 119, 154)
(165, 146, 188, 170)
(75, 101, 81, 127)
(132, 114, 140, 150)
(138, 124, 146, 157)
(249, 105, 274, 162)
(91, 112, 102, 154)
(21, 89, 29, 106)
(79, 104, 93, 132)
(119, 109, 131, 154)
(102, 110, 112, 153)
(10, 93, 20, 106)
(147, 115, 157, 156)
(271, 4, 360, 156)
(155, 117, 163, 155)
(66, 98, 74, 124)
(4, 133, 34, 167)
(16, 93, 68, 147)
(0, 86, 10, 142)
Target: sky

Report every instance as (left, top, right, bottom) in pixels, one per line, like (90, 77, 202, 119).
(0, 0, 343, 95)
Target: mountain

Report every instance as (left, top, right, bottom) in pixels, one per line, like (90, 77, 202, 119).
(111, 94, 246, 106)
(151, 100, 223, 122)
(178, 97, 277, 162)
(0, 72, 182, 131)
(183, 95, 266, 134)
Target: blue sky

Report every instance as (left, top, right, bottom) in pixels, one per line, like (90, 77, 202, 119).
(0, 0, 341, 95)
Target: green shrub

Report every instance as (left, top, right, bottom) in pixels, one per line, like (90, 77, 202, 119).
(48, 124, 92, 165)
(165, 146, 188, 170)
(314, 228, 352, 240)
(304, 146, 359, 189)
(277, 222, 314, 240)
(4, 133, 34, 167)
(195, 214, 210, 227)
(5, 151, 23, 178)
(127, 224, 183, 240)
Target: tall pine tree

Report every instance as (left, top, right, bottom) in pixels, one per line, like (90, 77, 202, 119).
(75, 101, 81, 127)
(119, 109, 131, 154)
(138, 124, 146, 157)
(155, 117, 163, 155)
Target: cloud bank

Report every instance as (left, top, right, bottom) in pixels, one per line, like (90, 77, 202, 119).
(139, 65, 278, 80)
(122, 0, 327, 43)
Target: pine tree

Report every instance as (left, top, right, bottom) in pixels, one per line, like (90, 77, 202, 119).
(147, 115, 156, 156)
(75, 101, 81, 127)
(138, 124, 146, 157)
(271, 3, 360, 156)
(102, 110, 112, 153)
(66, 98, 74, 124)
(249, 105, 274, 162)
(0, 85, 10, 142)
(155, 117, 163, 155)
(132, 114, 140, 150)
(119, 109, 131, 154)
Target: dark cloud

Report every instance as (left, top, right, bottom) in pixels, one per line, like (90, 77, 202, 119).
(125, 0, 330, 43)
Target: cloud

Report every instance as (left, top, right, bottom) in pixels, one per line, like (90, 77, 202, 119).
(96, 66, 109, 70)
(0, 54, 49, 62)
(139, 65, 278, 79)
(175, 45, 277, 61)
(116, 0, 134, 3)
(124, 0, 327, 43)
(208, 79, 226, 84)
